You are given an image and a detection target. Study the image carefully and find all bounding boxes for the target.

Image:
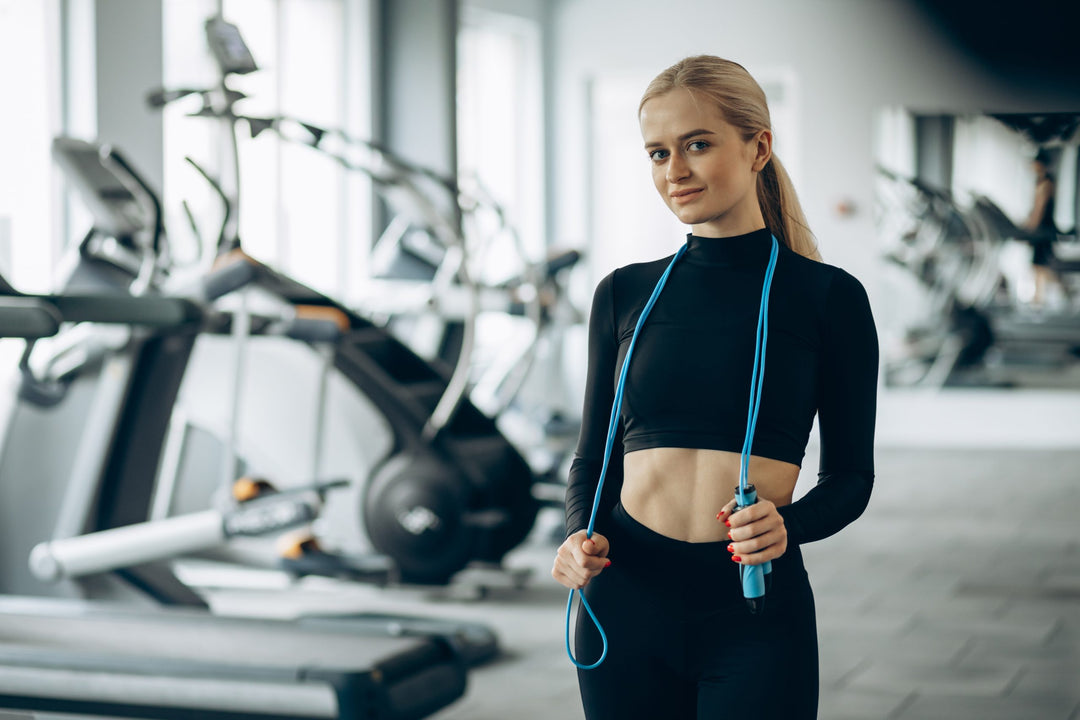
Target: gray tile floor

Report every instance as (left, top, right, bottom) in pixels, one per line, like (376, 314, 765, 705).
(8, 447, 1078, 719)
(434, 447, 1080, 719)
(214, 446, 1080, 719)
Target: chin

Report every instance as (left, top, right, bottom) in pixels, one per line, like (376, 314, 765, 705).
(668, 207, 702, 225)
(676, 211, 711, 227)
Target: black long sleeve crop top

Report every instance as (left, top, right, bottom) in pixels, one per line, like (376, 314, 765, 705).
(565, 227, 879, 545)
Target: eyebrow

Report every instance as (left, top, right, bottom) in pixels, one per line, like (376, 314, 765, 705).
(644, 129, 715, 150)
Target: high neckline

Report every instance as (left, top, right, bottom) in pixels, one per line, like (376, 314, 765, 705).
(684, 227, 775, 267)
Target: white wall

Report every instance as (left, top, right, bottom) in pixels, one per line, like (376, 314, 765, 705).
(548, 0, 1080, 448)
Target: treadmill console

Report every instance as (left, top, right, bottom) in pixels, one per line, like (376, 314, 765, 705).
(51, 137, 150, 239)
(205, 16, 259, 76)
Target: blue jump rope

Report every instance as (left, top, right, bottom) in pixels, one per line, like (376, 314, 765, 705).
(566, 235, 780, 670)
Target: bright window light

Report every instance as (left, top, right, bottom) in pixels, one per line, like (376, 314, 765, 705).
(0, 0, 62, 293)
(162, 0, 372, 299)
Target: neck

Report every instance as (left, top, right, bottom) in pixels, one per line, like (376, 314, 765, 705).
(691, 224, 767, 240)
(683, 227, 775, 267)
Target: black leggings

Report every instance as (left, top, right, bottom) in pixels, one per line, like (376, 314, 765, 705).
(575, 502, 819, 720)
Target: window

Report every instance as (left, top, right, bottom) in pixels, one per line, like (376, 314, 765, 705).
(457, 7, 545, 277)
(0, 0, 62, 293)
(162, 0, 372, 298)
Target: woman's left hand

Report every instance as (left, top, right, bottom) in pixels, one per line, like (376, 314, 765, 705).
(717, 497, 787, 565)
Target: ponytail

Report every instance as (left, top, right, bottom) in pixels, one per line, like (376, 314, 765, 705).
(758, 155, 820, 261)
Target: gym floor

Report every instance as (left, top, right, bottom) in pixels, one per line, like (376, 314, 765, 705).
(206, 445, 1080, 720)
(441, 446, 1080, 720)
(10, 446, 1079, 720)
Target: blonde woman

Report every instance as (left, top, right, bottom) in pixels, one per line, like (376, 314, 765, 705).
(552, 56, 878, 719)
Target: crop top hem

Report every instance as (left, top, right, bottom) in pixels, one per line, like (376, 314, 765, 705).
(621, 430, 805, 467)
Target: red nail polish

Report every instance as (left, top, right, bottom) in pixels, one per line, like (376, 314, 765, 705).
(724, 520, 731, 527)
(716, 512, 723, 520)
(726, 544, 735, 553)
(732, 556, 742, 562)
(604, 559, 612, 568)
(727, 531, 732, 540)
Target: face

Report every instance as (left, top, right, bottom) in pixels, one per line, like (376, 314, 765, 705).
(640, 89, 771, 237)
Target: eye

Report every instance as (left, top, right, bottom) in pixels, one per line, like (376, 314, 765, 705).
(648, 149, 669, 162)
(687, 140, 710, 152)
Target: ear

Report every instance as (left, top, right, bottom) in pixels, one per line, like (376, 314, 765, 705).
(750, 129, 772, 172)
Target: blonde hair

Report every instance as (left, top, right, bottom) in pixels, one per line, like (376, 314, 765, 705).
(640, 55, 820, 261)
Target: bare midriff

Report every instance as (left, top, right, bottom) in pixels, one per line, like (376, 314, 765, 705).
(621, 447, 801, 543)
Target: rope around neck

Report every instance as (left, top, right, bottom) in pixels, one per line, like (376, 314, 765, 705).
(566, 235, 779, 670)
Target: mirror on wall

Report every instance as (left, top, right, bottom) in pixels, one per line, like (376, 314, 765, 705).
(875, 109, 1080, 389)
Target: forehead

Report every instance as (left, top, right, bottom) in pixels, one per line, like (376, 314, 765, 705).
(639, 89, 729, 141)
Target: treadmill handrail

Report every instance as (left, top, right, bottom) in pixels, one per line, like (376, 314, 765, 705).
(0, 265, 202, 329)
(36, 294, 203, 328)
(29, 493, 323, 582)
(0, 298, 63, 339)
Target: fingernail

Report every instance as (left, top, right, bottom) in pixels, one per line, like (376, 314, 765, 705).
(732, 556, 742, 562)
(724, 520, 731, 527)
(727, 544, 735, 553)
(716, 512, 723, 520)
(604, 560, 612, 568)
(727, 531, 732, 540)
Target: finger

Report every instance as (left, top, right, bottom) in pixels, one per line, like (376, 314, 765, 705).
(552, 564, 588, 590)
(728, 522, 783, 546)
(557, 548, 583, 587)
(729, 501, 773, 527)
(554, 554, 591, 588)
(552, 555, 611, 590)
(570, 543, 610, 573)
(583, 535, 609, 557)
(576, 553, 611, 573)
(716, 498, 737, 522)
(558, 544, 594, 583)
(727, 515, 782, 543)
(728, 506, 783, 540)
(731, 534, 788, 566)
(728, 526, 787, 556)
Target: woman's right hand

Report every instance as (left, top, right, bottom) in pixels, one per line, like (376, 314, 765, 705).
(551, 530, 611, 590)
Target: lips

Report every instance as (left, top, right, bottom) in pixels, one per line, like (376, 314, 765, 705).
(670, 188, 703, 202)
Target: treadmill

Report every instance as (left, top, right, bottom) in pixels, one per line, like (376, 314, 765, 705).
(0, 596, 464, 720)
(0, 151, 469, 719)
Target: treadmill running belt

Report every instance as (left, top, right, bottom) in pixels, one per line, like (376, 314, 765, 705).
(0, 599, 466, 720)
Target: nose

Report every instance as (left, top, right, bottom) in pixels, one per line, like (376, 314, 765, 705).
(666, 152, 690, 183)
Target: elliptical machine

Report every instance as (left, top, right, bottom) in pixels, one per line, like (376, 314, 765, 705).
(137, 15, 584, 588)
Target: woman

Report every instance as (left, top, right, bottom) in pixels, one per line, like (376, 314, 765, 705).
(551, 55, 878, 720)
(1024, 149, 1063, 306)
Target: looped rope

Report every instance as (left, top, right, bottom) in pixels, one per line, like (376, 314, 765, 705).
(566, 237, 778, 669)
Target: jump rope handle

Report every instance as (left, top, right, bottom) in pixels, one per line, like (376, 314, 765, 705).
(734, 483, 772, 614)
